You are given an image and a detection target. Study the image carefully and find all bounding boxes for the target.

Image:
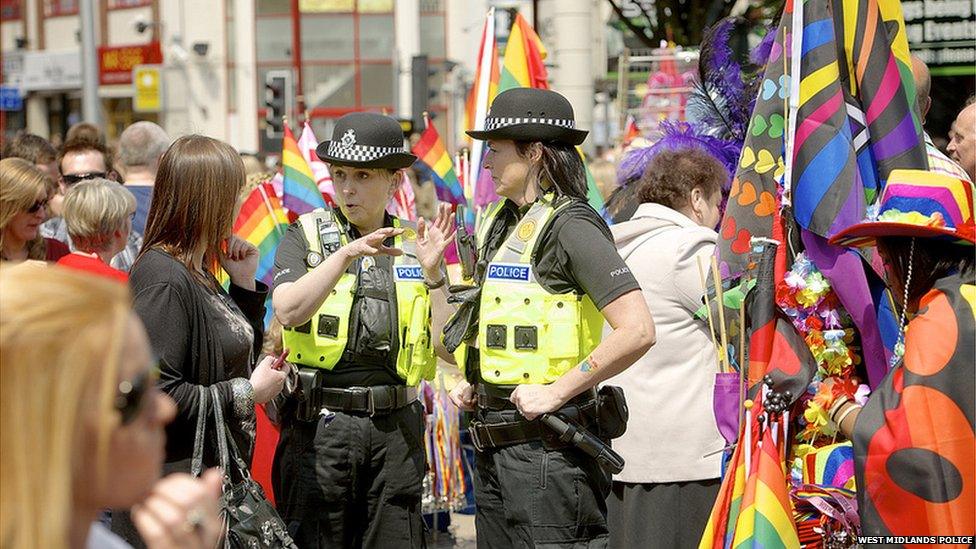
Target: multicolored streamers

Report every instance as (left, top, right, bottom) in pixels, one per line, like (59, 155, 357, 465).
(420, 376, 467, 512)
(282, 124, 327, 216)
(789, 0, 865, 237)
(832, 0, 926, 190)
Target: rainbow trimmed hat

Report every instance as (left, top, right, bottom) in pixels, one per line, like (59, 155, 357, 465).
(830, 169, 975, 248)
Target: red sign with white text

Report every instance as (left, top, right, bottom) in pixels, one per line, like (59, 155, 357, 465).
(98, 42, 162, 85)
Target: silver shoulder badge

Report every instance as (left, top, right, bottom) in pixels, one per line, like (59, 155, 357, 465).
(306, 251, 323, 268)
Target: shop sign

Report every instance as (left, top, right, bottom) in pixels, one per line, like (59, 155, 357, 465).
(2, 51, 24, 86)
(133, 64, 162, 112)
(20, 50, 82, 91)
(99, 42, 163, 85)
(0, 85, 22, 111)
(902, 0, 975, 68)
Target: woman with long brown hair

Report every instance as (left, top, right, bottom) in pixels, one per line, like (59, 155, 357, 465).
(116, 135, 287, 544)
(0, 158, 69, 263)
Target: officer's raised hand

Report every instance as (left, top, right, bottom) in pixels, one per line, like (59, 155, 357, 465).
(416, 203, 457, 279)
(510, 384, 566, 421)
(342, 227, 404, 259)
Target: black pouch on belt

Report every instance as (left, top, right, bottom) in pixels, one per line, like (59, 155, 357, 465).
(597, 385, 629, 439)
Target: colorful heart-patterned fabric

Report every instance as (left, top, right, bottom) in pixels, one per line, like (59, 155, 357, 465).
(852, 274, 975, 540)
(716, 11, 791, 277)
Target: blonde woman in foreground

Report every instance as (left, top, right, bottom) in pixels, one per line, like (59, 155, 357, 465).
(0, 265, 223, 549)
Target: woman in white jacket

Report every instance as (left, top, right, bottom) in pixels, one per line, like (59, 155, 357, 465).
(606, 147, 728, 549)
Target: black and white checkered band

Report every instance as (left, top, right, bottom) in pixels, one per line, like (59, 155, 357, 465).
(482, 116, 576, 131)
(326, 141, 405, 162)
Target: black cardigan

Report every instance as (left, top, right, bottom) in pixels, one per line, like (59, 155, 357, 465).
(129, 248, 267, 465)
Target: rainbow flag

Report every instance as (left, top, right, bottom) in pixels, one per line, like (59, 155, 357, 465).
(467, 8, 500, 208)
(233, 182, 289, 288)
(412, 114, 465, 205)
(498, 12, 549, 92)
(729, 426, 800, 548)
(699, 423, 749, 548)
(282, 123, 326, 215)
(297, 120, 335, 207)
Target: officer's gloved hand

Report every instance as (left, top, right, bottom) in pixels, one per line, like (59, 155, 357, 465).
(442, 284, 481, 352)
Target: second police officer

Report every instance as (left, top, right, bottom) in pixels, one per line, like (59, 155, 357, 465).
(448, 88, 657, 547)
(271, 112, 455, 547)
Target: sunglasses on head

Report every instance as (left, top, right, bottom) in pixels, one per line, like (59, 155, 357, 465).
(27, 198, 50, 214)
(114, 361, 161, 425)
(62, 172, 107, 186)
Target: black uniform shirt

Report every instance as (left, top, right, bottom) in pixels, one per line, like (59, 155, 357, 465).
(273, 211, 404, 387)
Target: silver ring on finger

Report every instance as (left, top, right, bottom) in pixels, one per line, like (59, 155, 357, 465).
(182, 508, 206, 537)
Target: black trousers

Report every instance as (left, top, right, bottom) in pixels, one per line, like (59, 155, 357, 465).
(607, 479, 721, 549)
(473, 409, 612, 549)
(272, 401, 427, 549)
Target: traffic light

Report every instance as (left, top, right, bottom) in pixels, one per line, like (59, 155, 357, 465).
(264, 70, 293, 139)
(411, 55, 438, 131)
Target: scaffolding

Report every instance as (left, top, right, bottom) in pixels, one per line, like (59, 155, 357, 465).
(616, 46, 699, 141)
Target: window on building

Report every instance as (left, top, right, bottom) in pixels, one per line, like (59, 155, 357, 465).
(0, 0, 22, 21)
(107, 0, 152, 9)
(44, 0, 78, 17)
(251, 0, 448, 151)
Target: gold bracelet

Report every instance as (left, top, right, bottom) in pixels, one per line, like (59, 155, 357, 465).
(834, 402, 860, 427)
(828, 396, 851, 419)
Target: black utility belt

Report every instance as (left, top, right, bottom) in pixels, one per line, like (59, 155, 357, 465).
(469, 396, 599, 452)
(475, 384, 597, 411)
(295, 368, 416, 420)
(469, 384, 629, 452)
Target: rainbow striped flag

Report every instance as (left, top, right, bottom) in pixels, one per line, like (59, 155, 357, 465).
(233, 182, 289, 287)
(467, 8, 500, 208)
(282, 123, 326, 215)
(729, 426, 800, 548)
(412, 114, 465, 205)
(498, 12, 548, 93)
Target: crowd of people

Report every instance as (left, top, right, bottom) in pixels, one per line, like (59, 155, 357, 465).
(0, 75, 973, 549)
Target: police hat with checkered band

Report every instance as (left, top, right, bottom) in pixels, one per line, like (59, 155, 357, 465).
(466, 88, 588, 146)
(315, 112, 416, 169)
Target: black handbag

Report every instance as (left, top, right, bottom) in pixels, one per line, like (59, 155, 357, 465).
(191, 385, 298, 549)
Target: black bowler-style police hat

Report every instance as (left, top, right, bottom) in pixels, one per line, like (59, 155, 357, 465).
(466, 88, 588, 146)
(316, 112, 417, 169)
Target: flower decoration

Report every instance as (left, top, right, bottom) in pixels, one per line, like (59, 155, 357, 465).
(777, 252, 868, 445)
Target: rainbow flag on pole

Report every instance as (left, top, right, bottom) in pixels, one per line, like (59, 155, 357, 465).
(233, 182, 289, 287)
(498, 12, 549, 92)
(282, 123, 326, 215)
(412, 114, 465, 205)
(729, 426, 800, 549)
(466, 8, 500, 208)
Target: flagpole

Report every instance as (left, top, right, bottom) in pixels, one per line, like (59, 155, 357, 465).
(257, 185, 286, 238)
(711, 256, 730, 373)
(468, 7, 496, 197)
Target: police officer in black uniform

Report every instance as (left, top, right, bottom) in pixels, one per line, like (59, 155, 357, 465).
(271, 113, 455, 548)
(447, 88, 657, 547)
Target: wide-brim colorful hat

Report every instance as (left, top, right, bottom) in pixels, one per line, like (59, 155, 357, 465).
(466, 88, 589, 146)
(316, 112, 416, 169)
(829, 169, 975, 248)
